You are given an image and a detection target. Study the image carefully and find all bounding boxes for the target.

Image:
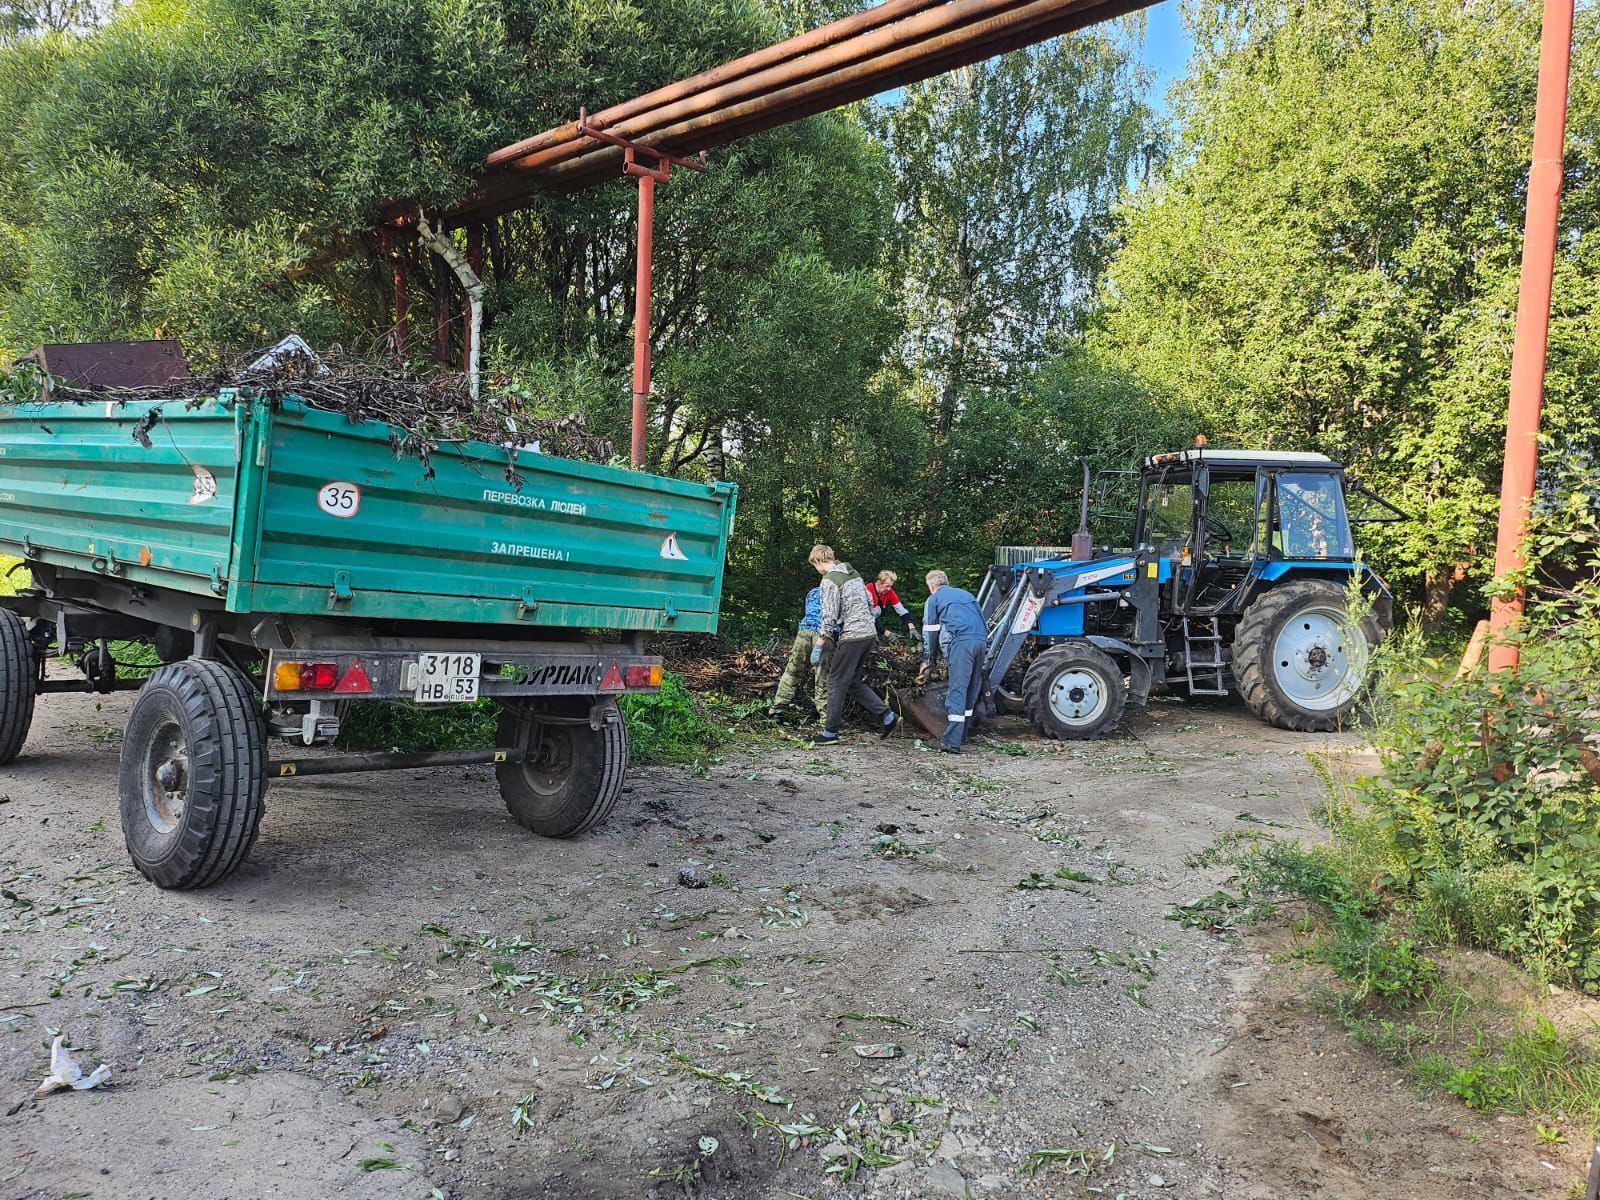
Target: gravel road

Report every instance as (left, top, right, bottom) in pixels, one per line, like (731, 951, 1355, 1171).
(0, 686, 1584, 1199)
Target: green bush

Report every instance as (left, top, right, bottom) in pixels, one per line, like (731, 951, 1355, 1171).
(1355, 457, 1600, 987)
(619, 672, 722, 766)
(337, 671, 722, 768)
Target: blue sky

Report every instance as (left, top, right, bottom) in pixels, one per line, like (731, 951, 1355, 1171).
(1137, 1, 1192, 111)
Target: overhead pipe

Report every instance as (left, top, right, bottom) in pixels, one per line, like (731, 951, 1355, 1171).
(528, 0, 1136, 194)
(504, 0, 1043, 176)
(485, 0, 942, 169)
(419, 0, 1150, 225)
(1487, 0, 1574, 673)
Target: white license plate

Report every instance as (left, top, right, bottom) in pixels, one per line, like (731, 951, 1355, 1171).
(415, 652, 481, 703)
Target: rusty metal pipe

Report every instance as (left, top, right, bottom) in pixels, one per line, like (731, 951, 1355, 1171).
(437, 0, 1151, 224)
(532, 0, 1124, 192)
(1487, 0, 1573, 673)
(485, 0, 941, 168)
(631, 170, 656, 470)
(507, 0, 1035, 176)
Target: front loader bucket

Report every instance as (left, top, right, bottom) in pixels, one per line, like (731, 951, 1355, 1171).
(898, 685, 950, 739)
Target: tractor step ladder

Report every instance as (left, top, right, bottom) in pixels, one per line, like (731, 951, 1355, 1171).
(1183, 616, 1229, 695)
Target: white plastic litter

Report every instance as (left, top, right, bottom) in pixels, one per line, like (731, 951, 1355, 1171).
(35, 1035, 111, 1097)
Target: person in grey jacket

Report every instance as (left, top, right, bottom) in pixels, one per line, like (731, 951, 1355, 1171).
(810, 544, 898, 745)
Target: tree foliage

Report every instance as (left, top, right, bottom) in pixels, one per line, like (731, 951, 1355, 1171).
(1093, 0, 1600, 617)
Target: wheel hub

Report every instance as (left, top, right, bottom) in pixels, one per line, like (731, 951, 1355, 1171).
(1270, 606, 1367, 712)
(143, 722, 189, 832)
(1049, 669, 1106, 725)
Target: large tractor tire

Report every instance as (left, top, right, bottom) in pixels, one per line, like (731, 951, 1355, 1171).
(1234, 580, 1385, 733)
(1022, 643, 1127, 741)
(496, 701, 628, 837)
(119, 659, 268, 889)
(0, 608, 37, 765)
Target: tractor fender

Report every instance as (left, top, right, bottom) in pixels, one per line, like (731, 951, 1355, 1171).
(1084, 635, 1153, 707)
(1245, 563, 1394, 629)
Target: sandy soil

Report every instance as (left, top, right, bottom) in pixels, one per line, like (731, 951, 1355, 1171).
(0, 687, 1588, 1199)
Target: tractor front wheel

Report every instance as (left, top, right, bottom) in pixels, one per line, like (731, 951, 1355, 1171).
(1022, 643, 1126, 740)
(1233, 580, 1384, 732)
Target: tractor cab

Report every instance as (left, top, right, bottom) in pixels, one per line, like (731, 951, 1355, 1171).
(1136, 449, 1360, 617)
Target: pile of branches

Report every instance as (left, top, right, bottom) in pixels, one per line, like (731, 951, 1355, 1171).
(12, 349, 614, 473)
(658, 632, 927, 702)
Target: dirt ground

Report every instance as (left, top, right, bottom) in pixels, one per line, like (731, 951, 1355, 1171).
(1, 684, 1591, 1200)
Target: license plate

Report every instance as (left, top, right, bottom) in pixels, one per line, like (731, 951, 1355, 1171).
(415, 652, 480, 703)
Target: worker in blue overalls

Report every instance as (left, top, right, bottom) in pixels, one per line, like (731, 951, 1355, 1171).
(918, 569, 987, 754)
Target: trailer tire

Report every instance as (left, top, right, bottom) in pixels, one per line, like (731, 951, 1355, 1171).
(1234, 580, 1383, 733)
(1022, 643, 1126, 740)
(119, 659, 267, 889)
(0, 608, 36, 764)
(496, 702, 628, 838)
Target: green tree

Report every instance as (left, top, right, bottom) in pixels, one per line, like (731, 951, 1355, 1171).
(871, 30, 1158, 540)
(1096, 0, 1600, 618)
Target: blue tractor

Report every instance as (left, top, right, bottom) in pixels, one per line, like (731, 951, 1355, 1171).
(932, 447, 1396, 740)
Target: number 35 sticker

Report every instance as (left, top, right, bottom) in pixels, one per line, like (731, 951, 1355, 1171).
(317, 482, 361, 518)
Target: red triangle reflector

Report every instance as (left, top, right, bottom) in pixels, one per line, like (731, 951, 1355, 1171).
(334, 659, 373, 694)
(598, 660, 625, 691)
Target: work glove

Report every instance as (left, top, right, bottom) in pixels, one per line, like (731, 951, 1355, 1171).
(881, 629, 900, 644)
(916, 660, 932, 686)
(809, 640, 824, 666)
(907, 623, 919, 638)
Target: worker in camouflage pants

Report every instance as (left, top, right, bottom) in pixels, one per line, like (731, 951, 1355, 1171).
(769, 586, 831, 718)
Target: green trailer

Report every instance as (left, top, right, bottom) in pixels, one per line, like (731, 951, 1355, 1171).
(0, 390, 737, 888)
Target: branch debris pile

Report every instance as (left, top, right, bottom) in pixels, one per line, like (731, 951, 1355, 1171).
(7, 350, 614, 473)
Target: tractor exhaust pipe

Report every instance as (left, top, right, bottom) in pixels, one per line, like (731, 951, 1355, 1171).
(1071, 459, 1093, 561)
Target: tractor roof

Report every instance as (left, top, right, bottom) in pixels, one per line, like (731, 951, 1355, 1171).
(1143, 448, 1340, 470)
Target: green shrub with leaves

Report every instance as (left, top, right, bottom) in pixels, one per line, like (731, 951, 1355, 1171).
(338, 671, 721, 767)
(1357, 456, 1600, 986)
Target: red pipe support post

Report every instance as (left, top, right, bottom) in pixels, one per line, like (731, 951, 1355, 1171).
(588, 118, 704, 471)
(629, 158, 663, 471)
(1487, 0, 1573, 673)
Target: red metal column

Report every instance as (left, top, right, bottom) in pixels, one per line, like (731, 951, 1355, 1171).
(630, 170, 656, 470)
(462, 223, 484, 368)
(1487, 0, 1574, 673)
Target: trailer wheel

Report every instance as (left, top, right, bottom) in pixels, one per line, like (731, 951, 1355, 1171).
(1022, 643, 1126, 740)
(119, 659, 267, 889)
(496, 702, 628, 837)
(1233, 580, 1383, 733)
(0, 609, 37, 764)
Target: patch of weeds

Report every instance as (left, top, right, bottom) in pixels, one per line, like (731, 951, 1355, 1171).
(620, 673, 726, 765)
(873, 834, 916, 860)
(339, 699, 496, 753)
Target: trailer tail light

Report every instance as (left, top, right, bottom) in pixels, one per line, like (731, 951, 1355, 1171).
(274, 661, 338, 691)
(625, 664, 663, 688)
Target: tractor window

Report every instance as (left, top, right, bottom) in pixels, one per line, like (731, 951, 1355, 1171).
(1147, 478, 1194, 552)
(1275, 473, 1354, 559)
(1205, 478, 1258, 557)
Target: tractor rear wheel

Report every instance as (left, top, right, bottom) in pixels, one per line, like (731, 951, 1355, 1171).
(496, 701, 628, 837)
(1022, 643, 1126, 740)
(1233, 580, 1384, 732)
